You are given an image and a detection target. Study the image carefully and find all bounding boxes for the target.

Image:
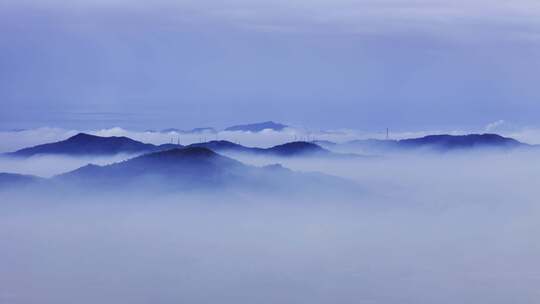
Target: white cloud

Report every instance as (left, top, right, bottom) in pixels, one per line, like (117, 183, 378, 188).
(485, 120, 507, 132)
(2, 143, 540, 303)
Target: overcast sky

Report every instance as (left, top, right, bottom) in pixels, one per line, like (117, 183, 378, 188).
(1, 0, 539, 131)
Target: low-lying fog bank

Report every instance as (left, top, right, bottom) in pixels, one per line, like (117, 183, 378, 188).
(1, 150, 540, 303)
(225, 150, 540, 207)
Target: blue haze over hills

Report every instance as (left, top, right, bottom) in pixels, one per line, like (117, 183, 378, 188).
(4, 130, 530, 158)
(0, 130, 534, 192)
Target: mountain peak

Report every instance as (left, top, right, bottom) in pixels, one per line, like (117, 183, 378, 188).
(67, 133, 133, 143)
(70, 132, 96, 139)
(65, 132, 102, 142)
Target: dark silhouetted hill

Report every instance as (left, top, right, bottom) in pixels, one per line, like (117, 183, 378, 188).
(399, 134, 524, 150)
(334, 134, 527, 153)
(59, 147, 242, 183)
(322, 134, 532, 155)
(55, 147, 358, 194)
(186, 140, 346, 158)
(56, 147, 253, 189)
(7, 133, 182, 157)
(266, 142, 330, 157)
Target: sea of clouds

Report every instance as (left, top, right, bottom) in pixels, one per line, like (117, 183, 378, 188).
(1, 124, 540, 303)
(1, 132, 540, 303)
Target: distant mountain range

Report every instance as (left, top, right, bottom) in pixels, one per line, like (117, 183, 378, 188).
(4, 133, 341, 158)
(316, 134, 530, 153)
(4, 132, 532, 160)
(1, 132, 534, 194)
(150, 121, 288, 134)
(224, 121, 288, 132)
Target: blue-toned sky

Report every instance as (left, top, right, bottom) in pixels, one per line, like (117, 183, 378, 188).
(1, 0, 539, 131)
